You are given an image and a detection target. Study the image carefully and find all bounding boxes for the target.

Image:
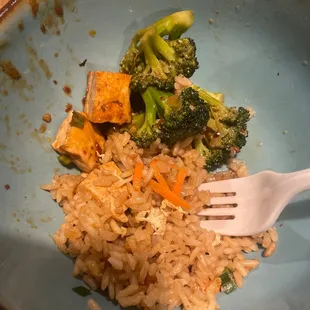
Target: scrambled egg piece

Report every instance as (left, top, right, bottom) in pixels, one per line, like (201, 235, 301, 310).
(136, 208, 167, 236)
(84, 71, 132, 124)
(52, 111, 105, 173)
(135, 200, 191, 236)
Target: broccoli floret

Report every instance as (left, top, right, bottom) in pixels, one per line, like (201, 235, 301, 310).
(148, 87, 209, 145)
(120, 11, 199, 92)
(192, 86, 250, 131)
(131, 86, 209, 148)
(194, 136, 230, 171)
(171, 78, 250, 170)
(206, 125, 248, 151)
(188, 84, 250, 155)
(219, 127, 247, 150)
(131, 90, 158, 148)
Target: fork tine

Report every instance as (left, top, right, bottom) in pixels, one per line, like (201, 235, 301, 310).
(200, 219, 236, 235)
(198, 208, 237, 217)
(198, 179, 237, 194)
(210, 196, 237, 205)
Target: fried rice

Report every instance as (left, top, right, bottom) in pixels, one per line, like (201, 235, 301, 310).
(41, 132, 277, 310)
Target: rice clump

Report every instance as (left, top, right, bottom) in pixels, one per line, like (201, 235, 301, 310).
(41, 132, 277, 310)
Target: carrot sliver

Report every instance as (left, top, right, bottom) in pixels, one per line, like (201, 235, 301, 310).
(150, 160, 170, 190)
(172, 167, 187, 196)
(148, 180, 191, 210)
(133, 162, 144, 192)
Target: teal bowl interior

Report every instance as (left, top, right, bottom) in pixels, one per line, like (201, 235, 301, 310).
(1, 0, 310, 309)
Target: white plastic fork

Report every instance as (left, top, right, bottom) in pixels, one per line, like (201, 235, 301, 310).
(198, 169, 310, 236)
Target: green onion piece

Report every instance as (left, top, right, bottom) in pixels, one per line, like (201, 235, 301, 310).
(70, 111, 85, 129)
(220, 268, 237, 294)
(57, 155, 72, 166)
(72, 286, 91, 297)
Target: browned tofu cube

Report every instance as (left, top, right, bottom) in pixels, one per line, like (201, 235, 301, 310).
(77, 162, 128, 223)
(84, 71, 132, 124)
(52, 111, 105, 173)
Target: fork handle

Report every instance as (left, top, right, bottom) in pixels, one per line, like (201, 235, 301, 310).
(281, 168, 310, 196)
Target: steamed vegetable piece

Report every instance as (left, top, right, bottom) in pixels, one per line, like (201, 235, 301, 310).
(194, 85, 250, 150)
(172, 167, 187, 195)
(120, 10, 203, 148)
(131, 89, 159, 148)
(133, 162, 144, 192)
(130, 86, 210, 148)
(57, 155, 72, 167)
(175, 76, 250, 171)
(84, 71, 132, 124)
(150, 86, 209, 146)
(72, 286, 91, 297)
(220, 268, 238, 294)
(120, 10, 199, 92)
(194, 136, 230, 172)
(130, 113, 145, 131)
(52, 111, 105, 172)
(150, 160, 170, 190)
(148, 179, 191, 210)
(70, 111, 86, 129)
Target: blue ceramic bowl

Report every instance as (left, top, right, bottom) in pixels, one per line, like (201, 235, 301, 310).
(1, 1, 310, 309)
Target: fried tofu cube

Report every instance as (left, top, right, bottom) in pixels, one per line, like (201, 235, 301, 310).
(78, 162, 122, 198)
(77, 162, 128, 222)
(84, 71, 132, 124)
(52, 111, 105, 172)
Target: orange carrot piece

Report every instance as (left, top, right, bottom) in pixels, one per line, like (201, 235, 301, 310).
(150, 160, 170, 190)
(172, 167, 187, 196)
(148, 180, 191, 210)
(133, 162, 144, 192)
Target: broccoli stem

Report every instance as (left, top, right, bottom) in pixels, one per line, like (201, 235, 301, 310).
(141, 33, 167, 78)
(141, 88, 158, 127)
(151, 33, 176, 62)
(130, 10, 194, 50)
(194, 136, 211, 157)
(192, 85, 224, 109)
(168, 27, 189, 40)
(150, 10, 194, 38)
(130, 89, 158, 148)
(192, 85, 227, 134)
(132, 113, 145, 130)
(147, 87, 173, 116)
(158, 90, 182, 110)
